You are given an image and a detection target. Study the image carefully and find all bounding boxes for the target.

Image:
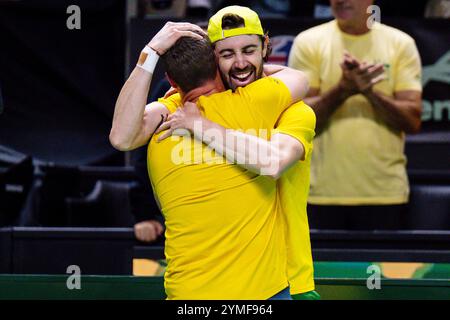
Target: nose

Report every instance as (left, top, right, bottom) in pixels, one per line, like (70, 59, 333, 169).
(233, 52, 248, 70)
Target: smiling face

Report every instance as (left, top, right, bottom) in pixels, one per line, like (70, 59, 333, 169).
(214, 34, 267, 91)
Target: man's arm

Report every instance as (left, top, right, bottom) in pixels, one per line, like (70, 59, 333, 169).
(155, 102, 305, 180)
(258, 64, 310, 103)
(364, 90, 422, 133)
(263, 64, 292, 76)
(359, 38, 423, 133)
(191, 118, 304, 180)
(344, 54, 422, 133)
(267, 66, 309, 103)
(154, 65, 310, 178)
(303, 53, 361, 132)
(154, 65, 310, 179)
(220, 130, 304, 180)
(110, 69, 169, 151)
(303, 85, 352, 132)
(109, 22, 205, 151)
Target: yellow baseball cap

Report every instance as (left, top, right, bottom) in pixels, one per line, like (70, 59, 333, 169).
(208, 6, 264, 44)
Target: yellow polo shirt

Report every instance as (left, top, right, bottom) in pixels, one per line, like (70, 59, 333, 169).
(148, 77, 291, 299)
(289, 20, 422, 204)
(157, 83, 317, 296)
(273, 103, 316, 294)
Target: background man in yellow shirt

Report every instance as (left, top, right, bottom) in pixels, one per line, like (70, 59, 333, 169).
(288, 0, 422, 229)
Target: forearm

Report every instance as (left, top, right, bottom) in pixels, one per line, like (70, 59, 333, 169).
(110, 66, 153, 150)
(304, 84, 353, 132)
(192, 118, 297, 179)
(111, 22, 207, 150)
(364, 90, 421, 133)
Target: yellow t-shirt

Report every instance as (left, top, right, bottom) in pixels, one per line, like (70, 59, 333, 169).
(273, 103, 316, 294)
(158, 86, 317, 296)
(289, 20, 422, 205)
(148, 77, 291, 299)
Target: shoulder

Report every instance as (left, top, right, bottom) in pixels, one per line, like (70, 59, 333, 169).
(200, 88, 233, 104)
(157, 93, 182, 113)
(144, 101, 170, 115)
(246, 76, 285, 88)
(375, 23, 416, 46)
(277, 101, 316, 127)
(235, 77, 289, 96)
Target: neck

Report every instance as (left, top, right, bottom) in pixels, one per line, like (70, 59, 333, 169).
(337, 18, 370, 35)
(181, 73, 225, 104)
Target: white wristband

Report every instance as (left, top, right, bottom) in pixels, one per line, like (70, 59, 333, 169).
(136, 46, 159, 74)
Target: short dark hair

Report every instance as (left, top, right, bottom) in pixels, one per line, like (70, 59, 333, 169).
(161, 32, 217, 93)
(219, 13, 272, 62)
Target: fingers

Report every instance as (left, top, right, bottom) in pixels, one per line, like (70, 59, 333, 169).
(370, 73, 387, 85)
(144, 226, 157, 242)
(135, 225, 144, 241)
(360, 73, 386, 93)
(367, 63, 384, 73)
(152, 221, 164, 236)
(174, 30, 204, 40)
(340, 53, 386, 92)
(349, 57, 360, 67)
(165, 22, 206, 39)
(367, 63, 384, 78)
(134, 222, 157, 242)
(164, 87, 178, 98)
(157, 129, 173, 142)
(342, 59, 358, 71)
(166, 22, 206, 36)
(183, 101, 198, 111)
(150, 22, 206, 54)
(154, 112, 178, 138)
(154, 119, 172, 135)
(356, 62, 372, 74)
(358, 64, 384, 83)
(342, 52, 359, 70)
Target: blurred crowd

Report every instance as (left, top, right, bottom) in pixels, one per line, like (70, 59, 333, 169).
(137, 0, 450, 19)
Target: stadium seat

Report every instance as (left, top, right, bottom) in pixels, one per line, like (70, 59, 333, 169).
(408, 185, 450, 230)
(406, 133, 450, 171)
(78, 165, 137, 193)
(408, 169, 450, 185)
(32, 165, 81, 226)
(0, 227, 12, 273)
(66, 180, 137, 227)
(0, 146, 33, 226)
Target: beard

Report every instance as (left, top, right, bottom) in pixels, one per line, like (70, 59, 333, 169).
(221, 62, 264, 91)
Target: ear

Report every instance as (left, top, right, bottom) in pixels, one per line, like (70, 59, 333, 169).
(165, 72, 179, 90)
(214, 69, 225, 91)
(262, 35, 269, 60)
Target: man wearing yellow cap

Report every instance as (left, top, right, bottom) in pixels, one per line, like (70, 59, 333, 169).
(158, 6, 319, 300)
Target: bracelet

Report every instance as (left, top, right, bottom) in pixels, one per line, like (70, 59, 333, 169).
(136, 46, 159, 74)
